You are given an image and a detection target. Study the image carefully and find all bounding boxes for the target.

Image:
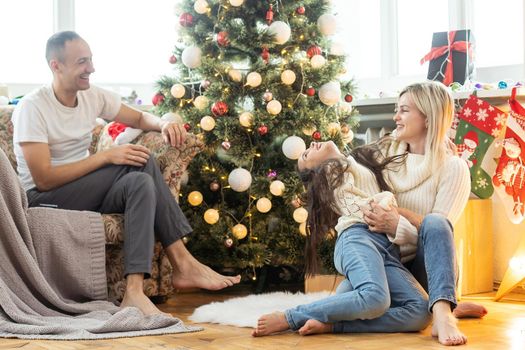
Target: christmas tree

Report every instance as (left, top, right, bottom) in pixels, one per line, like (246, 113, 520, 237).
(154, 0, 358, 285)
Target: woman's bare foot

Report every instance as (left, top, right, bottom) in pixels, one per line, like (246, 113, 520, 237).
(121, 290, 167, 316)
(171, 257, 241, 291)
(431, 301, 467, 346)
(298, 319, 333, 336)
(453, 302, 487, 319)
(251, 312, 290, 337)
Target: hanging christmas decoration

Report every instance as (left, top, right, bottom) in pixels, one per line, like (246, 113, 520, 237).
(183, 123, 191, 131)
(256, 197, 272, 213)
(310, 55, 326, 69)
(210, 180, 220, 192)
(267, 170, 277, 178)
(181, 46, 202, 68)
(307, 45, 322, 58)
(188, 191, 204, 206)
(266, 4, 274, 24)
(228, 69, 242, 82)
(263, 90, 273, 102)
(228, 168, 252, 192)
(211, 101, 229, 116)
(246, 72, 262, 87)
(204, 209, 220, 224)
(152, 93, 165, 106)
(170, 84, 186, 98)
(169, 55, 177, 64)
(194, 0, 209, 14)
(293, 207, 308, 223)
(296, 6, 305, 15)
(281, 70, 296, 85)
(224, 238, 234, 248)
(179, 13, 194, 27)
(239, 111, 253, 127)
(200, 116, 216, 131)
(266, 100, 282, 115)
(258, 125, 268, 136)
(229, 0, 244, 6)
(261, 47, 270, 63)
(201, 79, 211, 90)
(217, 31, 230, 47)
(269, 180, 285, 196)
(312, 131, 321, 140)
(306, 86, 316, 96)
(221, 140, 231, 150)
(232, 224, 248, 239)
(268, 21, 291, 44)
(344, 94, 353, 103)
(282, 135, 307, 160)
(193, 95, 209, 110)
(298, 222, 307, 236)
(318, 81, 341, 106)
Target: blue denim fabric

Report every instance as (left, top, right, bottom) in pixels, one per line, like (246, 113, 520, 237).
(404, 214, 458, 312)
(285, 224, 431, 333)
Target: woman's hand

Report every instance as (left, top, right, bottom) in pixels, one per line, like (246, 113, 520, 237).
(363, 202, 400, 236)
(161, 121, 187, 147)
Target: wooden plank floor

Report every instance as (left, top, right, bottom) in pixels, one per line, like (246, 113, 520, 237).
(1, 291, 524, 350)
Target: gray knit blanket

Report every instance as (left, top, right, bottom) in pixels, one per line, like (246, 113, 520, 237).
(0, 149, 201, 339)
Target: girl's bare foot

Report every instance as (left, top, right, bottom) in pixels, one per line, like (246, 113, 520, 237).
(453, 301, 487, 319)
(121, 291, 168, 316)
(298, 319, 333, 336)
(251, 312, 290, 337)
(431, 301, 467, 346)
(172, 258, 241, 291)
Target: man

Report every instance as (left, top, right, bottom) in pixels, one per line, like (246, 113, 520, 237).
(12, 31, 240, 316)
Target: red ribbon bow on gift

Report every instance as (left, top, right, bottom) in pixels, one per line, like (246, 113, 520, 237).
(420, 31, 473, 86)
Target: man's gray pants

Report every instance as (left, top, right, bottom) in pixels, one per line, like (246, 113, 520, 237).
(26, 157, 192, 278)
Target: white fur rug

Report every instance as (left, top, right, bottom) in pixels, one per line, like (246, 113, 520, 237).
(189, 292, 331, 328)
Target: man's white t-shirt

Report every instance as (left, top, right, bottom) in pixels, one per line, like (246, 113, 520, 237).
(12, 85, 121, 191)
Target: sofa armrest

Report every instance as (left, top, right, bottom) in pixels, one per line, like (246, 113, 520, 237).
(94, 124, 204, 200)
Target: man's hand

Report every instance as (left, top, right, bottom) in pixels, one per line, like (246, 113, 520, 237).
(101, 144, 151, 167)
(161, 121, 187, 147)
(363, 202, 400, 235)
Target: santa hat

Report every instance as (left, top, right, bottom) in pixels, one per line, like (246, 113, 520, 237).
(464, 130, 478, 144)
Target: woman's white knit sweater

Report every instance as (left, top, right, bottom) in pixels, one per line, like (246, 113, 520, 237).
(335, 139, 471, 263)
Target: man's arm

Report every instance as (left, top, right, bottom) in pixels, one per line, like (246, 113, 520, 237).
(21, 142, 150, 192)
(114, 104, 187, 147)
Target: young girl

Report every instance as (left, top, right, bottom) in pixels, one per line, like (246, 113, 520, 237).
(252, 139, 432, 337)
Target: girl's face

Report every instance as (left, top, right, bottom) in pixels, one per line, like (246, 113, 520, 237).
(298, 141, 342, 170)
(393, 93, 427, 144)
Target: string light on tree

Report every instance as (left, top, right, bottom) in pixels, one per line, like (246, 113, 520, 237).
(270, 180, 285, 196)
(204, 209, 220, 224)
(170, 84, 186, 98)
(188, 191, 203, 206)
(256, 197, 272, 213)
(193, 95, 209, 110)
(293, 207, 308, 223)
(266, 100, 282, 115)
(228, 69, 242, 82)
(310, 55, 326, 69)
(229, 0, 244, 6)
(246, 72, 262, 87)
(200, 116, 216, 131)
(232, 224, 248, 239)
(281, 70, 296, 85)
(239, 111, 253, 127)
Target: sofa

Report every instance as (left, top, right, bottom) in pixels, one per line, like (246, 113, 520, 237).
(0, 105, 204, 302)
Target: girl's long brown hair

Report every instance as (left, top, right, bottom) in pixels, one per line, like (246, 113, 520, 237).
(299, 137, 407, 276)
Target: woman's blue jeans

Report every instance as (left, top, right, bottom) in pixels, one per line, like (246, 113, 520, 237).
(284, 223, 431, 333)
(404, 213, 458, 312)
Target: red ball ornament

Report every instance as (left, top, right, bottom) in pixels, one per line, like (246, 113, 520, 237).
(169, 55, 177, 64)
(307, 45, 322, 58)
(296, 6, 305, 15)
(344, 94, 353, 103)
(152, 93, 165, 106)
(221, 140, 231, 150)
(263, 90, 273, 102)
(312, 131, 321, 140)
(258, 125, 268, 136)
(306, 86, 315, 96)
(261, 47, 270, 64)
(266, 4, 274, 24)
(183, 123, 191, 131)
(179, 13, 194, 27)
(211, 101, 229, 117)
(217, 31, 230, 47)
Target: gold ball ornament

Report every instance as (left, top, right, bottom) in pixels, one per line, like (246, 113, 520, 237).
(239, 111, 253, 127)
(266, 100, 282, 115)
(232, 224, 248, 239)
(200, 116, 216, 131)
(204, 209, 220, 224)
(310, 55, 326, 69)
(327, 122, 341, 136)
(256, 197, 272, 213)
(188, 191, 203, 206)
(293, 207, 308, 223)
(170, 84, 185, 98)
(269, 180, 285, 196)
(281, 70, 296, 85)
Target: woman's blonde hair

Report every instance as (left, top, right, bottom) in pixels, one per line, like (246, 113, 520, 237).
(399, 81, 454, 168)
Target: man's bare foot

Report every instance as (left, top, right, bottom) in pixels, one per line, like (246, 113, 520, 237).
(121, 291, 168, 316)
(172, 257, 241, 291)
(453, 302, 487, 319)
(251, 312, 290, 337)
(298, 319, 333, 336)
(431, 301, 467, 346)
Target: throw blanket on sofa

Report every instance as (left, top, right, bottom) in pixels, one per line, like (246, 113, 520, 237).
(0, 149, 201, 340)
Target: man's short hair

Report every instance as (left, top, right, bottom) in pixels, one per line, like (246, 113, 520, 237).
(45, 31, 82, 63)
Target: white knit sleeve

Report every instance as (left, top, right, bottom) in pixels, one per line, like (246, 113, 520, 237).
(387, 215, 419, 245)
(432, 156, 471, 225)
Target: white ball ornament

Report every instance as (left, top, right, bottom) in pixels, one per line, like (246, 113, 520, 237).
(229, 0, 244, 6)
(266, 100, 282, 115)
(310, 55, 326, 69)
(194, 0, 209, 14)
(268, 21, 291, 44)
(319, 81, 341, 106)
(228, 168, 252, 192)
(193, 95, 209, 110)
(269, 180, 285, 196)
(239, 111, 253, 127)
(188, 191, 203, 206)
(232, 224, 248, 239)
(327, 122, 341, 136)
(170, 84, 185, 98)
(228, 69, 242, 82)
(342, 128, 354, 144)
(181, 46, 202, 69)
(293, 207, 308, 223)
(200, 116, 216, 131)
(317, 14, 337, 36)
(282, 136, 306, 160)
(256, 197, 272, 213)
(246, 72, 262, 87)
(281, 70, 296, 85)
(204, 209, 220, 224)
(339, 101, 353, 114)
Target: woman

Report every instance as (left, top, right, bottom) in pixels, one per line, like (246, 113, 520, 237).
(254, 81, 475, 346)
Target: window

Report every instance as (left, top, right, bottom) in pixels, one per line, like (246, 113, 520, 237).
(333, 0, 381, 79)
(397, 0, 449, 76)
(75, 0, 176, 84)
(0, 0, 54, 84)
